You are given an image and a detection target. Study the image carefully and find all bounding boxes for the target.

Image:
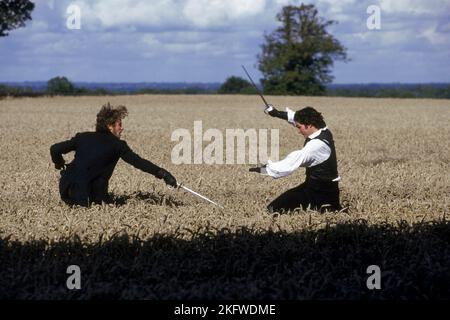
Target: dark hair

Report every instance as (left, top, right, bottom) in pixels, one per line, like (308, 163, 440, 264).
(294, 106, 326, 128)
(95, 102, 128, 132)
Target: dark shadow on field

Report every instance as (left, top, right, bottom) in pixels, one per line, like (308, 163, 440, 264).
(0, 220, 449, 299)
(110, 191, 185, 207)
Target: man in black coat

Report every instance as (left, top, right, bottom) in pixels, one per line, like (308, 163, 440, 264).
(50, 103, 177, 207)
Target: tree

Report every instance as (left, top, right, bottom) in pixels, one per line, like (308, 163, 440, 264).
(0, 0, 35, 37)
(258, 4, 348, 95)
(47, 77, 75, 95)
(218, 76, 256, 94)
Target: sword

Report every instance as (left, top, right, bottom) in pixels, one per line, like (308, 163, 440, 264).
(241, 65, 270, 108)
(176, 183, 224, 209)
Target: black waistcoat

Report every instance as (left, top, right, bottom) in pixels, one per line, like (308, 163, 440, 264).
(304, 129, 339, 182)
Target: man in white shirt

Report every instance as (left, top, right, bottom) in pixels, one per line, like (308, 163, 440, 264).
(249, 106, 342, 213)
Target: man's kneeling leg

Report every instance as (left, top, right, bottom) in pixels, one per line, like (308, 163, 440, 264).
(90, 177, 111, 204)
(267, 183, 311, 214)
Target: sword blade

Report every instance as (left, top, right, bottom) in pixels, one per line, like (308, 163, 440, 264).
(241, 65, 270, 107)
(178, 184, 224, 209)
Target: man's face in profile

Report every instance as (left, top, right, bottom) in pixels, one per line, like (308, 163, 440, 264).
(108, 119, 123, 138)
(295, 122, 315, 138)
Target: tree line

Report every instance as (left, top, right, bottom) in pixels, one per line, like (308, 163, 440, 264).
(0, 77, 216, 97)
(217, 80, 450, 99)
(1, 77, 449, 99)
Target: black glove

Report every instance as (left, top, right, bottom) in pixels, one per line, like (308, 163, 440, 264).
(157, 169, 177, 187)
(268, 107, 283, 118)
(249, 167, 262, 173)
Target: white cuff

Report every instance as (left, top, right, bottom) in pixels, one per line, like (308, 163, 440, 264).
(286, 107, 295, 124)
(264, 105, 274, 114)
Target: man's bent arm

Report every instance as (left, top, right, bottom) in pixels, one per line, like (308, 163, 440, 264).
(268, 107, 296, 125)
(50, 137, 76, 168)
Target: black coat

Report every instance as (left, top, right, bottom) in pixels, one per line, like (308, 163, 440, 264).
(50, 131, 164, 206)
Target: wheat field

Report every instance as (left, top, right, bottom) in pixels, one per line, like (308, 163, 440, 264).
(0, 95, 449, 299)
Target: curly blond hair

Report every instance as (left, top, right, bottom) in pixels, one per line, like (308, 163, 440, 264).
(95, 102, 128, 132)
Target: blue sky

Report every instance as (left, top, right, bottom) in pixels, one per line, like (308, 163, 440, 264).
(1, 0, 449, 83)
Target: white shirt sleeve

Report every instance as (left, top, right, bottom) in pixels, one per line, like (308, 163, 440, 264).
(265, 139, 331, 179)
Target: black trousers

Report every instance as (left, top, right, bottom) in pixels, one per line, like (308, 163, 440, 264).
(267, 179, 341, 214)
(59, 172, 110, 207)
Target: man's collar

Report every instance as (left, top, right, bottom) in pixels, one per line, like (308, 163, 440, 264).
(308, 126, 327, 139)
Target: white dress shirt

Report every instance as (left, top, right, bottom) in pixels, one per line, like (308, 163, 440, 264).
(262, 127, 341, 181)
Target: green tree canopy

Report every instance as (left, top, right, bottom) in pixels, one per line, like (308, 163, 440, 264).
(218, 76, 255, 94)
(258, 4, 348, 95)
(0, 0, 35, 37)
(47, 77, 75, 95)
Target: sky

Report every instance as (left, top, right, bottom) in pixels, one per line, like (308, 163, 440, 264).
(1, 0, 449, 83)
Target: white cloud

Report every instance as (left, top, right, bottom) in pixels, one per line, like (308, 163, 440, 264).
(380, 0, 450, 16)
(421, 26, 450, 46)
(318, 0, 357, 13)
(315, 0, 358, 23)
(183, 0, 266, 27)
(93, 0, 181, 28)
(72, 0, 269, 30)
(141, 31, 247, 57)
